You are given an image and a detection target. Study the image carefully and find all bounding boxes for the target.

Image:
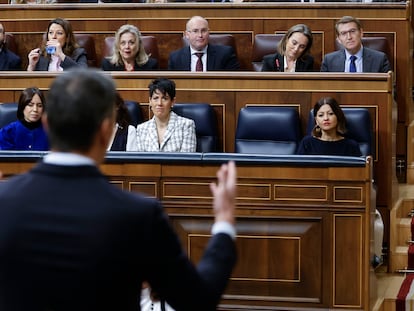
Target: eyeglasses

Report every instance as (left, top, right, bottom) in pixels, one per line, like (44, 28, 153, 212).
(338, 28, 359, 37)
(187, 28, 209, 35)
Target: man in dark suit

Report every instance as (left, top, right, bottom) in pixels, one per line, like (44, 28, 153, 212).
(0, 22, 21, 70)
(0, 68, 237, 311)
(321, 16, 390, 73)
(168, 16, 240, 71)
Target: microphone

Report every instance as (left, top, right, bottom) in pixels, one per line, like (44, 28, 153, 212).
(275, 58, 281, 72)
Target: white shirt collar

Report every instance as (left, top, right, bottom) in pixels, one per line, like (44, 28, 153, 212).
(345, 45, 363, 60)
(190, 45, 208, 55)
(43, 152, 96, 166)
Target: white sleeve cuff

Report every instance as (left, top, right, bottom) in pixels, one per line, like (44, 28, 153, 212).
(211, 221, 236, 240)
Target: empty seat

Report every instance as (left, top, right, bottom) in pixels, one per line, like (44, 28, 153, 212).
(251, 34, 284, 71)
(0, 103, 18, 129)
(306, 107, 373, 157)
(124, 100, 142, 127)
(235, 106, 301, 155)
(172, 103, 218, 152)
(102, 36, 160, 62)
(74, 33, 97, 67)
(182, 34, 238, 57)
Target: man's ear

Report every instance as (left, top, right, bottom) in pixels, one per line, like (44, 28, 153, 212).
(41, 114, 49, 133)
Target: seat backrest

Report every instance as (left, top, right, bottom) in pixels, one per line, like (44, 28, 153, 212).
(0, 103, 18, 129)
(306, 107, 373, 157)
(102, 36, 160, 62)
(182, 34, 237, 56)
(235, 106, 301, 155)
(5, 33, 18, 55)
(74, 33, 97, 67)
(124, 100, 142, 127)
(335, 36, 392, 70)
(251, 34, 284, 71)
(172, 103, 217, 152)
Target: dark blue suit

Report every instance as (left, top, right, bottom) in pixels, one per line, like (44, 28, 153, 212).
(0, 162, 236, 311)
(168, 44, 240, 71)
(321, 46, 390, 72)
(0, 48, 21, 70)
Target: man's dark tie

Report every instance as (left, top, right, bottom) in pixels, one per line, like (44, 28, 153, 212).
(349, 55, 357, 73)
(195, 52, 203, 72)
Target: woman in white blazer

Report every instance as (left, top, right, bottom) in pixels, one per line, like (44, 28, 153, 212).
(136, 78, 196, 152)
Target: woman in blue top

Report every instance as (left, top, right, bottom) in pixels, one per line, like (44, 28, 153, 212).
(297, 97, 361, 156)
(0, 87, 48, 150)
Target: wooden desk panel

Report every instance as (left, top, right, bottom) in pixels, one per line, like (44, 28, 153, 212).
(0, 153, 375, 310)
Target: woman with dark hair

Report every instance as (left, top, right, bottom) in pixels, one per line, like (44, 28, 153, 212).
(101, 24, 158, 71)
(0, 87, 48, 150)
(107, 92, 138, 151)
(297, 97, 361, 156)
(27, 18, 87, 71)
(136, 77, 196, 152)
(261, 24, 314, 72)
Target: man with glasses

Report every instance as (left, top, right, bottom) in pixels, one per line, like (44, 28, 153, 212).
(168, 16, 240, 71)
(321, 16, 390, 73)
(0, 22, 21, 70)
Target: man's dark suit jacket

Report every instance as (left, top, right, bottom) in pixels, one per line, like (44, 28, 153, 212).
(0, 48, 21, 70)
(168, 44, 240, 71)
(320, 46, 391, 72)
(0, 162, 236, 311)
(261, 52, 314, 72)
(34, 47, 88, 70)
(101, 57, 158, 71)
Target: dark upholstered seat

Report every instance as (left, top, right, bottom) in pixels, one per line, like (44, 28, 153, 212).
(251, 34, 284, 71)
(182, 34, 238, 57)
(306, 107, 373, 157)
(124, 100, 142, 127)
(235, 106, 301, 155)
(0, 103, 18, 129)
(102, 36, 160, 63)
(172, 103, 218, 152)
(5, 33, 18, 55)
(74, 34, 98, 67)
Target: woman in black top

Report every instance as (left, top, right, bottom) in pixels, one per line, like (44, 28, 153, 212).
(261, 24, 314, 72)
(297, 97, 362, 156)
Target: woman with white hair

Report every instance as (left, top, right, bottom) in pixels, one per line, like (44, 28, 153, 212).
(101, 24, 158, 71)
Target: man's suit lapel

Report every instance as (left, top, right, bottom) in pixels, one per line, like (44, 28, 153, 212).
(206, 45, 217, 71)
(337, 50, 346, 72)
(0, 51, 6, 70)
(362, 47, 371, 72)
(181, 47, 191, 71)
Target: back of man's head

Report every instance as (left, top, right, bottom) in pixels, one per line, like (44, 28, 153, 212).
(45, 68, 116, 152)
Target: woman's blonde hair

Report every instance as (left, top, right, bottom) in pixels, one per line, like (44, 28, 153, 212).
(277, 24, 313, 60)
(110, 24, 149, 67)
